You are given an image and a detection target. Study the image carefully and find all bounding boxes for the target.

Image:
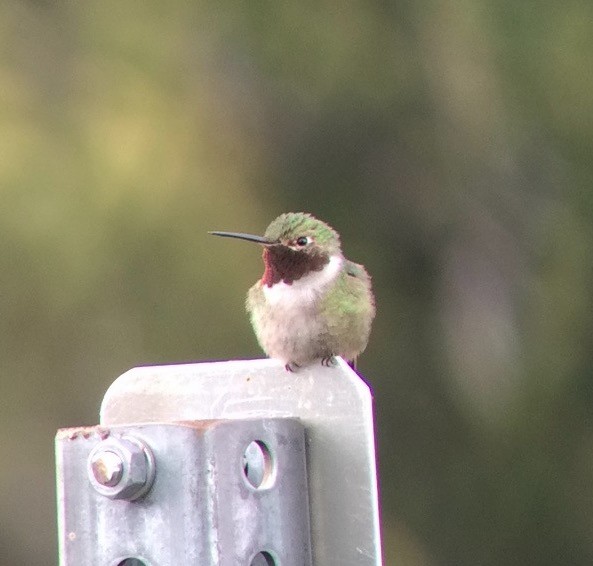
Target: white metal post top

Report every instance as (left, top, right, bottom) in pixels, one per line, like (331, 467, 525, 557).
(100, 357, 382, 566)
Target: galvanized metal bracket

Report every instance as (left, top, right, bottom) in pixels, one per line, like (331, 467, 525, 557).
(57, 418, 311, 565)
(56, 357, 382, 565)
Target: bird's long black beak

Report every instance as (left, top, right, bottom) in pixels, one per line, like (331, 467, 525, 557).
(209, 231, 276, 245)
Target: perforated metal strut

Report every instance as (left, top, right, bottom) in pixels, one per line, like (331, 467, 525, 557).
(55, 358, 382, 565)
(56, 419, 310, 565)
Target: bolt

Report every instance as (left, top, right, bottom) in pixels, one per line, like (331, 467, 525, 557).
(89, 450, 123, 487)
(87, 436, 155, 501)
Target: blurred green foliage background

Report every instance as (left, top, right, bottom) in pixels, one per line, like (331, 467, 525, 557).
(1, 1, 592, 564)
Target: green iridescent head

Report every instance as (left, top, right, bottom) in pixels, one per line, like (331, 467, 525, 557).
(264, 212, 342, 256)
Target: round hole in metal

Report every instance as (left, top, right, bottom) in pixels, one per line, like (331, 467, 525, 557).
(242, 440, 275, 489)
(250, 550, 276, 565)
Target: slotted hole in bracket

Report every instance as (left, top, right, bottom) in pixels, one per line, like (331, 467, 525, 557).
(115, 559, 148, 566)
(250, 550, 276, 565)
(242, 440, 275, 489)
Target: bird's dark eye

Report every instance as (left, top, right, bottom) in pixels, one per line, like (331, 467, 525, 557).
(296, 236, 309, 246)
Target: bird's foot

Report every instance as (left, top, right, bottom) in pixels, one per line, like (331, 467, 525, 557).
(321, 356, 338, 367)
(284, 361, 301, 372)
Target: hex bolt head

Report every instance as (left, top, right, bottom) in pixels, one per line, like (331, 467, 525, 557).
(87, 436, 155, 501)
(89, 450, 123, 487)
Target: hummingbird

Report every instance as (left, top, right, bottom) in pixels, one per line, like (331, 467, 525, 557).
(210, 212, 375, 372)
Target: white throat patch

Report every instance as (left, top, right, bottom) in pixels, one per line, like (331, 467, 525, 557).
(262, 254, 343, 308)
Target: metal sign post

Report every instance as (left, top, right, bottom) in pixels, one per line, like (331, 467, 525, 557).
(56, 357, 382, 565)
